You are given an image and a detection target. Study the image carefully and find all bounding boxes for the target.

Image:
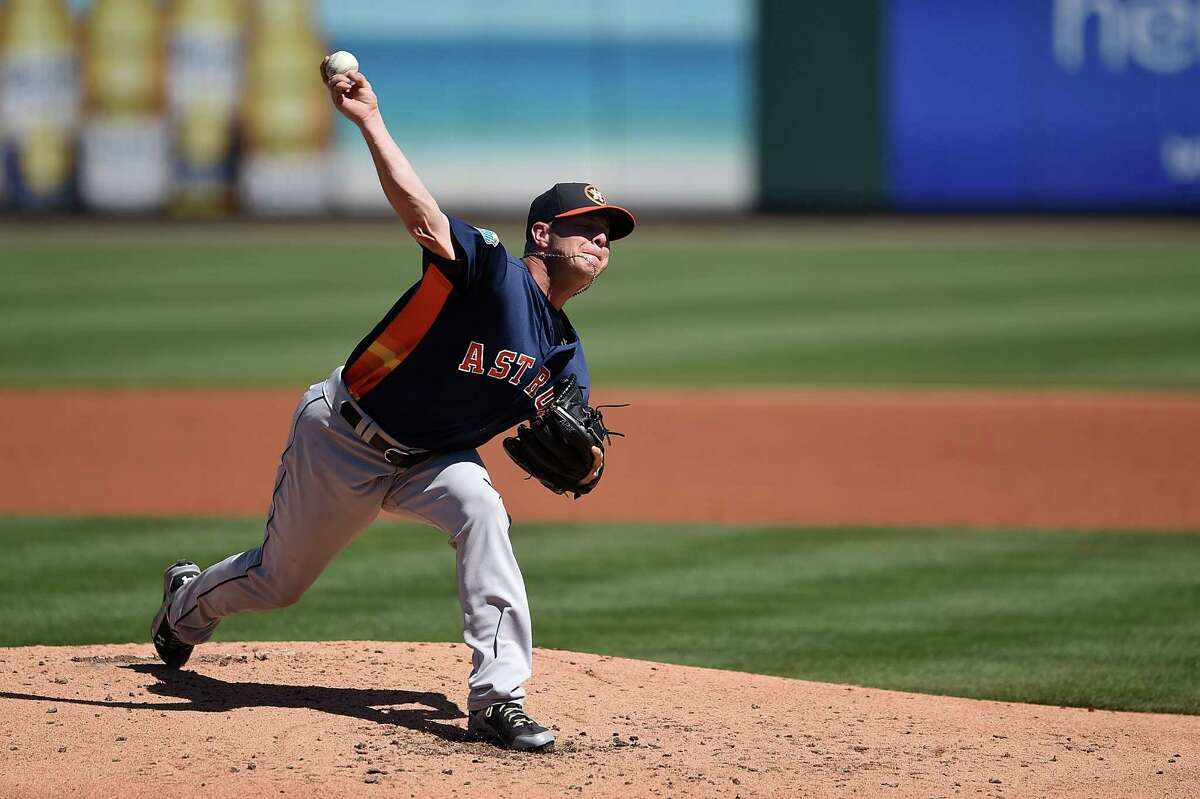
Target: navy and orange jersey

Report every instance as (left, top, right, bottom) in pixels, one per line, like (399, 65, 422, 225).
(343, 215, 591, 452)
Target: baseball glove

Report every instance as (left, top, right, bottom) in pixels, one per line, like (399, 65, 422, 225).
(503, 375, 621, 498)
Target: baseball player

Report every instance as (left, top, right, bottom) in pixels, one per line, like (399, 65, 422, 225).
(149, 61, 635, 752)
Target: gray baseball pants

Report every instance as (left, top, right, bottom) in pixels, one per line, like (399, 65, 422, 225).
(167, 367, 533, 711)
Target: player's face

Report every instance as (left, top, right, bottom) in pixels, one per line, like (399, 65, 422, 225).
(549, 214, 611, 276)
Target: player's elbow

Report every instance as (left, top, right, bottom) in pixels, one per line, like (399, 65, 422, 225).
(408, 212, 454, 260)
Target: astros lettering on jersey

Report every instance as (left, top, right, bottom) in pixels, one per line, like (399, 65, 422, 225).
(342, 216, 592, 451)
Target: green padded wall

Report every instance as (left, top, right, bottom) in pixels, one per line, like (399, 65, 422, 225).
(757, 2, 885, 210)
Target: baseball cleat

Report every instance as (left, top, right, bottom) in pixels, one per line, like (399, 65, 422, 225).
(468, 701, 556, 751)
(150, 560, 201, 669)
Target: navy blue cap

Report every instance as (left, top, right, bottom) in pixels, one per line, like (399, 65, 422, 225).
(525, 183, 636, 252)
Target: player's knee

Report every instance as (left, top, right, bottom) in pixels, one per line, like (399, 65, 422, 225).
(458, 484, 506, 523)
(458, 489, 509, 532)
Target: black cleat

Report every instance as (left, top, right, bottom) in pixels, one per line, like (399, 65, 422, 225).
(150, 560, 201, 669)
(468, 701, 556, 751)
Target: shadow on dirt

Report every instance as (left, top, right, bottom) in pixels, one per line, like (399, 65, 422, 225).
(0, 663, 477, 745)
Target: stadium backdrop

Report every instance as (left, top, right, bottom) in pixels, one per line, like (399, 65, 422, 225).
(1, 1, 1198, 215)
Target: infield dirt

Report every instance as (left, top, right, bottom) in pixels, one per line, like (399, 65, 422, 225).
(1, 388, 1198, 529)
(2, 641, 1197, 798)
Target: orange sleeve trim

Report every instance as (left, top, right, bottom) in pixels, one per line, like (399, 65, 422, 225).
(344, 265, 454, 399)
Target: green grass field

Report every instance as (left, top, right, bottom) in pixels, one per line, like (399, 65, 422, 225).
(4, 224, 1200, 388)
(3, 221, 1198, 716)
(2, 517, 1197, 715)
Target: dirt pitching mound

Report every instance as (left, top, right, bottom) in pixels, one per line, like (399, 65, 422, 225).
(1, 642, 1196, 798)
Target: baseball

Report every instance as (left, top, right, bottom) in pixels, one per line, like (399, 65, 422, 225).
(324, 50, 359, 78)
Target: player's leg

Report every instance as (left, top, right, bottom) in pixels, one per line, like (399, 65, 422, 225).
(166, 381, 395, 646)
(384, 451, 533, 712)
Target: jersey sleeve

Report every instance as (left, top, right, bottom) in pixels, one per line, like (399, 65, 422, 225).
(574, 355, 592, 404)
(421, 215, 506, 291)
(545, 342, 591, 403)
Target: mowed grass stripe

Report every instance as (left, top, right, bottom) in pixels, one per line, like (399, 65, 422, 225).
(2, 238, 1199, 388)
(1, 517, 1197, 714)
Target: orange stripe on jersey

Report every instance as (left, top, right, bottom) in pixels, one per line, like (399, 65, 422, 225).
(344, 265, 454, 399)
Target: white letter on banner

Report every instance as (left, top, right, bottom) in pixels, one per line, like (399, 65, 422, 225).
(1054, 0, 1131, 72)
(1127, 0, 1194, 74)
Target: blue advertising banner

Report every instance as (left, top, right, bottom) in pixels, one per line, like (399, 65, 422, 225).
(887, 0, 1200, 209)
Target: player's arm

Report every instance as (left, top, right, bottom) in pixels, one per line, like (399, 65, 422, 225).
(322, 60, 454, 260)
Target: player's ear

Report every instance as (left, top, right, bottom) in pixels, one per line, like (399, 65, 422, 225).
(530, 221, 553, 250)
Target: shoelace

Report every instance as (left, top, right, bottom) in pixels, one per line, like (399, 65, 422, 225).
(494, 703, 534, 727)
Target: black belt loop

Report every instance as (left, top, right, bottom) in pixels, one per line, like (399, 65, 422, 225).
(339, 400, 366, 431)
(338, 401, 431, 469)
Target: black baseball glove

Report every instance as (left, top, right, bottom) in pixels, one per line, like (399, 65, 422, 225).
(503, 375, 621, 498)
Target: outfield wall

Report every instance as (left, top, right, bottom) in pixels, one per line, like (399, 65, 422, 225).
(0, 0, 752, 216)
(759, 0, 1200, 211)
(2, 1, 1197, 216)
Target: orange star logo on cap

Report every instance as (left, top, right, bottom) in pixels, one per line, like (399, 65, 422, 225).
(584, 185, 606, 205)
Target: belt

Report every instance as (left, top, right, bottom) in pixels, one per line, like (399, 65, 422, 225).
(338, 401, 431, 468)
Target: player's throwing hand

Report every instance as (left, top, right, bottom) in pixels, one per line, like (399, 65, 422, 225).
(320, 57, 378, 126)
